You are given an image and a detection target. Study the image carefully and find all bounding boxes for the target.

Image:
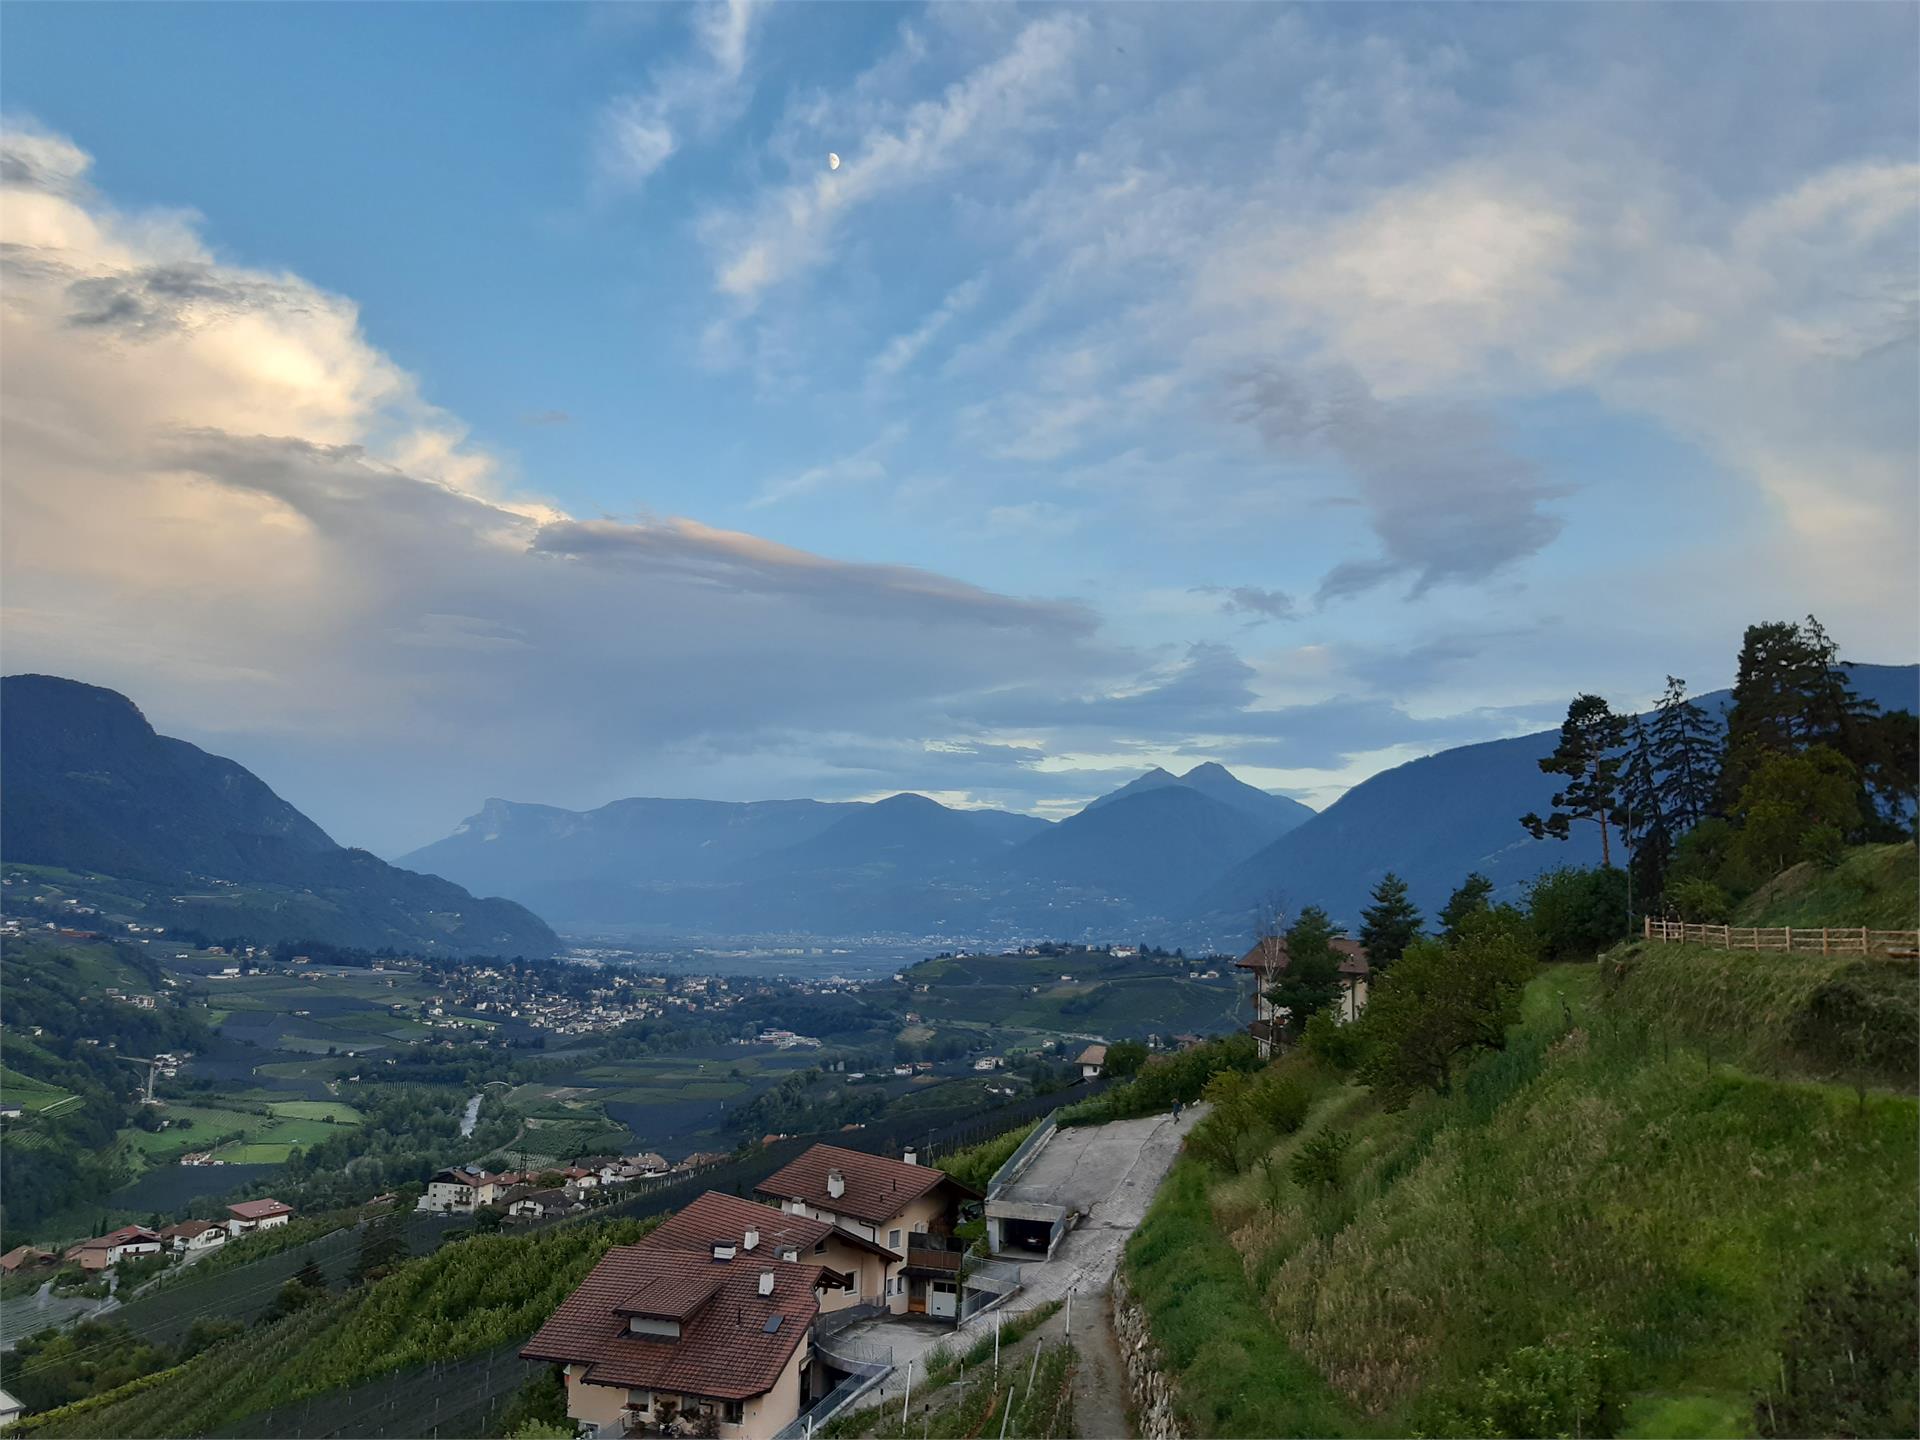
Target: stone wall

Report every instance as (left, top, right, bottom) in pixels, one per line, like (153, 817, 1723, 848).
(1111, 1268, 1185, 1440)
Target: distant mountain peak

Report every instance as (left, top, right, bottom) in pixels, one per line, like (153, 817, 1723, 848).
(1181, 761, 1231, 779)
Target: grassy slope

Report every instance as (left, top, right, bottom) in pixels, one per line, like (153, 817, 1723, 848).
(1125, 964, 1918, 1438)
(1734, 842, 1917, 930)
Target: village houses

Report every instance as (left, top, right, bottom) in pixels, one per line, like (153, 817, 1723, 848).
(226, 1198, 295, 1236)
(1237, 934, 1371, 1060)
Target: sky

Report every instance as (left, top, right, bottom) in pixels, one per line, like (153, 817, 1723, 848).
(2, 1, 1916, 856)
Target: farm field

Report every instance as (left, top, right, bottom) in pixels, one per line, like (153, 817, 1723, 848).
(895, 951, 1243, 1038)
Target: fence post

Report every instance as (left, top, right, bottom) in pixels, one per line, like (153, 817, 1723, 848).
(1822, 928, 1829, 955)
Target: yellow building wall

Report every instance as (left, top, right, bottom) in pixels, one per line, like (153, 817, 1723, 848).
(564, 1365, 630, 1430)
(728, 1338, 809, 1440)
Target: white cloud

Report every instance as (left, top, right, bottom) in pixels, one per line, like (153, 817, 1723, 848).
(593, 0, 767, 191)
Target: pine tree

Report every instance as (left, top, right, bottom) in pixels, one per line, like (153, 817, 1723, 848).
(1357, 872, 1422, 970)
(1264, 905, 1347, 1038)
(1650, 676, 1721, 830)
(1721, 621, 1830, 804)
(1438, 873, 1494, 944)
(1617, 715, 1672, 910)
(1521, 694, 1627, 865)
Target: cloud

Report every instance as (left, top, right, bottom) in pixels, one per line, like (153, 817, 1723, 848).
(1192, 585, 1296, 624)
(593, 0, 767, 191)
(1228, 366, 1565, 601)
(0, 121, 1133, 851)
(704, 14, 1084, 305)
(869, 275, 986, 381)
(748, 423, 904, 509)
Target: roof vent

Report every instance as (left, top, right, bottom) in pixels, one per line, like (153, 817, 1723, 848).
(902, 1146, 918, 1166)
(758, 1270, 775, 1297)
(826, 1169, 845, 1200)
(778, 1245, 799, 1262)
(743, 1227, 759, 1251)
(712, 1240, 737, 1261)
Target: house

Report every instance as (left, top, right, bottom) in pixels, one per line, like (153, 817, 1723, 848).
(64, 1226, 162, 1271)
(560, 1165, 602, 1193)
(648, 1190, 899, 1315)
(1076, 1043, 1108, 1079)
(1236, 935, 1371, 1060)
(502, 1186, 584, 1223)
(418, 1166, 506, 1213)
(226, 1198, 295, 1236)
(627, 1151, 670, 1177)
(0, 1385, 22, 1431)
(755, 1143, 981, 1320)
(0, 1245, 54, 1274)
(522, 1238, 836, 1440)
(971, 1056, 1002, 1072)
(159, 1219, 227, 1254)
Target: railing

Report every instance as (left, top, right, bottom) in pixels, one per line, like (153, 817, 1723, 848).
(1643, 918, 1919, 955)
(813, 1329, 893, 1378)
(986, 1109, 1059, 1199)
(960, 1257, 1023, 1296)
(773, 1366, 890, 1440)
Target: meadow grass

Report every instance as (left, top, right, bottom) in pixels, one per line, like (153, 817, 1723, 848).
(1124, 959, 1919, 1436)
(1735, 842, 1918, 930)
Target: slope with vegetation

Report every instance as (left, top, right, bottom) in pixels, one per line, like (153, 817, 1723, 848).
(1121, 889, 1918, 1439)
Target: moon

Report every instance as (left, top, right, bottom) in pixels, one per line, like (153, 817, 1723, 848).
(828, 153, 841, 171)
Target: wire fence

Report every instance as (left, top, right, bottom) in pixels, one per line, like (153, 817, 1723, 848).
(1643, 918, 1920, 955)
(209, 1340, 536, 1439)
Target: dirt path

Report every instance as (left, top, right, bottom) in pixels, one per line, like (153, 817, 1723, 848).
(1069, 1292, 1132, 1439)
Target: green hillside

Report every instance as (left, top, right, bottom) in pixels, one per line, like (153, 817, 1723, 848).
(1124, 961, 1918, 1438)
(1734, 842, 1917, 931)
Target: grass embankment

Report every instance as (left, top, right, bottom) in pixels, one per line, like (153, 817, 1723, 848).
(1734, 841, 1917, 930)
(23, 1217, 658, 1438)
(1124, 964, 1918, 1438)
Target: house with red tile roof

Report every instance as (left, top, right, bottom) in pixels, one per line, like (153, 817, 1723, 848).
(0, 1245, 55, 1274)
(63, 1225, 162, 1271)
(1236, 935, 1371, 1058)
(522, 1234, 840, 1439)
(649, 1190, 899, 1313)
(225, 1198, 294, 1236)
(159, 1218, 227, 1254)
(755, 1143, 980, 1320)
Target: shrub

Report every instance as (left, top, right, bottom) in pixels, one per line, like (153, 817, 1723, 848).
(1666, 876, 1732, 924)
(1425, 1334, 1626, 1438)
(1755, 1249, 1919, 1439)
(1800, 822, 1846, 869)
(1302, 1007, 1367, 1070)
(1288, 1129, 1351, 1190)
(1527, 866, 1628, 961)
(1250, 1073, 1312, 1135)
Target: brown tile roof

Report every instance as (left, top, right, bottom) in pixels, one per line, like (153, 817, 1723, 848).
(614, 1269, 724, 1321)
(1235, 935, 1370, 977)
(522, 1243, 824, 1400)
(1076, 1044, 1108, 1066)
(650, 1190, 899, 1262)
(227, 1198, 294, 1221)
(159, 1220, 221, 1241)
(755, 1143, 976, 1227)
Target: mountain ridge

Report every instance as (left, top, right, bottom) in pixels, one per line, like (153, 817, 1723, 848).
(0, 674, 558, 955)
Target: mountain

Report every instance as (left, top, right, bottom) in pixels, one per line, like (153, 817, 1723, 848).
(1009, 785, 1270, 911)
(1086, 761, 1315, 839)
(0, 674, 557, 955)
(750, 793, 1050, 878)
(1177, 662, 1920, 947)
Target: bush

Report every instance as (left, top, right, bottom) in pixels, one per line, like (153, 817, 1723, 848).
(1288, 1129, 1351, 1190)
(1063, 1033, 1258, 1125)
(1756, 1250, 1919, 1439)
(1666, 876, 1732, 924)
(1250, 1073, 1312, 1135)
(1425, 1334, 1626, 1438)
(1302, 1007, 1367, 1070)
(1800, 822, 1846, 869)
(1527, 866, 1628, 961)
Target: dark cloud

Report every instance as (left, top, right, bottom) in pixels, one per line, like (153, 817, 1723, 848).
(66, 264, 314, 337)
(1191, 584, 1296, 623)
(1229, 366, 1565, 602)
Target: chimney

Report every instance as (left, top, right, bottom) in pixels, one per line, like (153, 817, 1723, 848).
(712, 1239, 736, 1261)
(902, 1146, 918, 1166)
(758, 1270, 775, 1297)
(743, 1227, 759, 1251)
(826, 1169, 845, 1200)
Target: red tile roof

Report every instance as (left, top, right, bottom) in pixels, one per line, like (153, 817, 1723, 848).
(1236, 936, 1370, 977)
(614, 1269, 724, 1321)
(755, 1143, 976, 1227)
(159, 1220, 221, 1241)
(650, 1191, 898, 1262)
(226, 1198, 294, 1221)
(522, 1244, 824, 1400)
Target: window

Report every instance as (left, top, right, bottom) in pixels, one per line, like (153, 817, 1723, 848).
(813, 1239, 826, 1254)
(723, 1400, 745, 1425)
(889, 1228, 902, 1250)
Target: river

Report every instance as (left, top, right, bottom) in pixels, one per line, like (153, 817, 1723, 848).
(459, 1092, 482, 1137)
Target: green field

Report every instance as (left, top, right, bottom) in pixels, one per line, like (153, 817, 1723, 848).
(1, 1064, 75, 1110)
(113, 1098, 363, 1167)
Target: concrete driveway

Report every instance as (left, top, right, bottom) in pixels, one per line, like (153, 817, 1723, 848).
(852, 1106, 1201, 1411)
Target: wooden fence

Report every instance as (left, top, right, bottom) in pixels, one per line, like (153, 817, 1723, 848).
(1642, 917, 1919, 956)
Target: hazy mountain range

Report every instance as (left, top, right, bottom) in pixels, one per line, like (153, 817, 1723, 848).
(6, 665, 1913, 956)
(402, 664, 1918, 947)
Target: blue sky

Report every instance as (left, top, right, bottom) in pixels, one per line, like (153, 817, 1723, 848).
(3, 1, 1915, 853)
